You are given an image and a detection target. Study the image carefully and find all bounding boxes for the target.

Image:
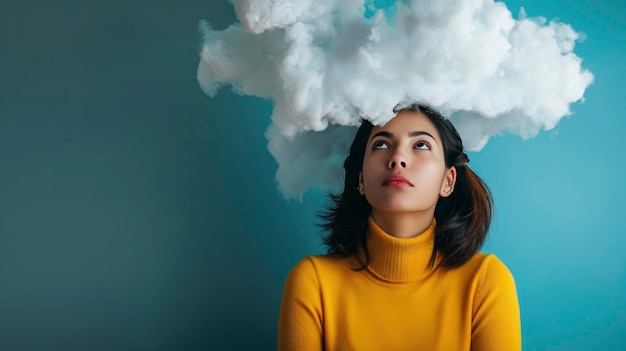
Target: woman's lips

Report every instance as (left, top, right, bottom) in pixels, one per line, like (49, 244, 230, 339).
(382, 175, 413, 187)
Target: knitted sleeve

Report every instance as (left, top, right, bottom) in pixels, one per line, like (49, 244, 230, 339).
(471, 255, 522, 351)
(278, 257, 324, 351)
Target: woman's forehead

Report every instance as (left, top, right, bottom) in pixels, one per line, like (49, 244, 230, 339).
(373, 110, 440, 139)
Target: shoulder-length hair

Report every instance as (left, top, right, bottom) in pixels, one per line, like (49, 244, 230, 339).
(319, 103, 493, 269)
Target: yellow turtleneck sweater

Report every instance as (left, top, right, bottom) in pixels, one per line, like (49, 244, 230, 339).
(278, 217, 521, 350)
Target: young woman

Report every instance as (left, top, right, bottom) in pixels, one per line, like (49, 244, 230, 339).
(278, 103, 521, 350)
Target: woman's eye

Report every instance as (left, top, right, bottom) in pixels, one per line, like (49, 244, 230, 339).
(373, 140, 389, 149)
(414, 142, 430, 150)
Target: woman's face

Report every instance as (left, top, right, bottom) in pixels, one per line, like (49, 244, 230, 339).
(359, 110, 455, 215)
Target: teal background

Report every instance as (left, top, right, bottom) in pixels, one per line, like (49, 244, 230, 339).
(0, 0, 624, 350)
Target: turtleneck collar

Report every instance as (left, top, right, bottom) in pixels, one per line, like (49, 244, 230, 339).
(361, 216, 439, 284)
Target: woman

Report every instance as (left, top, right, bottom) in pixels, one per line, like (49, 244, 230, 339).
(278, 103, 521, 350)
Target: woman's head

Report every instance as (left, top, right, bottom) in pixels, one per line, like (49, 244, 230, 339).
(321, 103, 493, 268)
(358, 107, 457, 218)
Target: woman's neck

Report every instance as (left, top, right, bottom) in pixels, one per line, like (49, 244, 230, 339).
(371, 210, 435, 239)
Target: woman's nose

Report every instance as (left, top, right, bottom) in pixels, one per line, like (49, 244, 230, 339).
(388, 152, 408, 169)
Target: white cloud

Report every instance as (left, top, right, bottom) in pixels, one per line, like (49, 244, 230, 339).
(197, 0, 593, 198)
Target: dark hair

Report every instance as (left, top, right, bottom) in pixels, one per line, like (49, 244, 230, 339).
(319, 103, 493, 269)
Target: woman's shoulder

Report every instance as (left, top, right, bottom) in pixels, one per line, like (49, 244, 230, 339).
(463, 252, 512, 270)
(286, 254, 356, 282)
(290, 254, 354, 270)
(482, 252, 514, 270)
(460, 252, 517, 288)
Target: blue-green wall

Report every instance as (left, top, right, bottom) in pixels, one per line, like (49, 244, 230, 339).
(1, 0, 624, 350)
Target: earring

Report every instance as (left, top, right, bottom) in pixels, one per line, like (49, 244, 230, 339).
(445, 187, 454, 194)
(357, 186, 364, 194)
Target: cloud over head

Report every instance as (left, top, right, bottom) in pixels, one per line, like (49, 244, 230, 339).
(197, 0, 593, 198)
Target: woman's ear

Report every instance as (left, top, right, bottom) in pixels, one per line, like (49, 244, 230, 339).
(358, 171, 365, 195)
(440, 166, 457, 197)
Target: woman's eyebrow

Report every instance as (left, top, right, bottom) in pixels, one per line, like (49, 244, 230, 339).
(369, 130, 436, 142)
(409, 131, 436, 140)
(370, 131, 393, 141)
